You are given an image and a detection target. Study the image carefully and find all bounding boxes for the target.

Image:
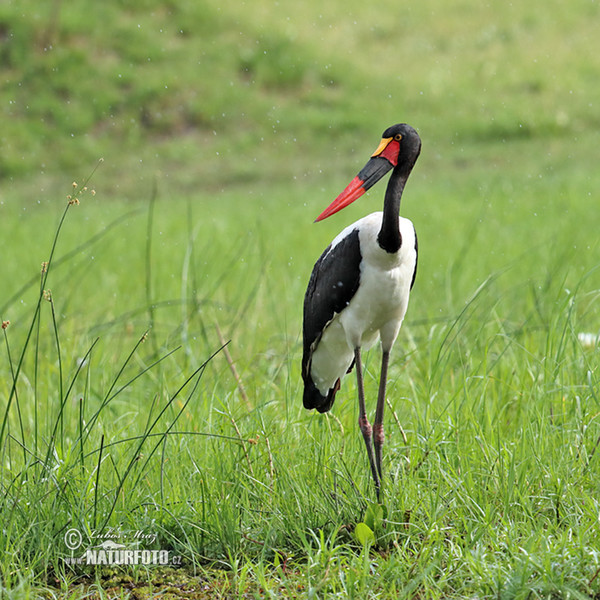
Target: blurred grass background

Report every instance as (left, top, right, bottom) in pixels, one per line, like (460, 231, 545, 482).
(2, 0, 598, 189)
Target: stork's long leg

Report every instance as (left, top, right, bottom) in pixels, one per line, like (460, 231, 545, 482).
(373, 350, 390, 484)
(354, 347, 381, 496)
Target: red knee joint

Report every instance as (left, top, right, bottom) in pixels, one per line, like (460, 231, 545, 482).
(359, 416, 372, 437)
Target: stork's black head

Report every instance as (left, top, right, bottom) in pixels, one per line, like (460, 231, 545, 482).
(380, 123, 421, 173)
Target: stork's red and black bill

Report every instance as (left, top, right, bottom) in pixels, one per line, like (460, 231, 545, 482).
(315, 136, 402, 222)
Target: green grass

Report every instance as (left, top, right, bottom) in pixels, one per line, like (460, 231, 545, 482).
(2, 0, 600, 598)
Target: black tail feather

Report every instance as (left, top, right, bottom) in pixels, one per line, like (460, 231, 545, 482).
(303, 376, 339, 413)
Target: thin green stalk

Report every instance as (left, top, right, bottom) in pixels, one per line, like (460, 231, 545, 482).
(78, 397, 84, 474)
(93, 434, 105, 530)
(47, 293, 64, 455)
(160, 435, 167, 515)
(33, 289, 42, 458)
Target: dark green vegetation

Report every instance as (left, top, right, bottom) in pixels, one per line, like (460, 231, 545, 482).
(1, 0, 600, 597)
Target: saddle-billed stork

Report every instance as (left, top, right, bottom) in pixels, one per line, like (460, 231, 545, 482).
(302, 123, 421, 499)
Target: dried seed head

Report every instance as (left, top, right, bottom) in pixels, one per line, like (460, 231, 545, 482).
(43, 289, 52, 302)
(1, 320, 9, 330)
(41, 261, 48, 274)
(72, 181, 78, 189)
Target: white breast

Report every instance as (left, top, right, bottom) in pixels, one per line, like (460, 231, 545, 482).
(310, 212, 416, 395)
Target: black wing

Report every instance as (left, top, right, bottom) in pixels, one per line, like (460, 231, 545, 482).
(410, 225, 418, 290)
(302, 228, 362, 412)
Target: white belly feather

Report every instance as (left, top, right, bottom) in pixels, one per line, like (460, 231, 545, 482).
(310, 212, 416, 395)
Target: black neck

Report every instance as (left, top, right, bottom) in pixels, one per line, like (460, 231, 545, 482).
(377, 168, 407, 253)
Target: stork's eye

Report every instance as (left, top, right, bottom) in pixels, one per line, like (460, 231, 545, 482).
(394, 134, 402, 141)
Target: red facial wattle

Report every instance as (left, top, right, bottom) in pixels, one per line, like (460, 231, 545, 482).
(378, 139, 400, 166)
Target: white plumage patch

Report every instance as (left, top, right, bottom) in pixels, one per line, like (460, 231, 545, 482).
(310, 212, 416, 396)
